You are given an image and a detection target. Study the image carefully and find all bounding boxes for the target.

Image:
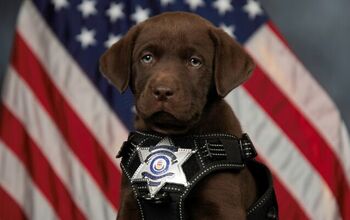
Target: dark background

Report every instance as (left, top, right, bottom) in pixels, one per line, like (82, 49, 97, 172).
(1, 0, 349, 128)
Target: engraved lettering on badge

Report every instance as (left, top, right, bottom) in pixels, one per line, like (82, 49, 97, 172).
(131, 137, 193, 197)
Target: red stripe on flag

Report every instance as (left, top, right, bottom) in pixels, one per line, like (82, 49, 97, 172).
(256, 157, 309, 219)
(0, 104, 86, 220)
(0, 186, 27, 220)
(273, 176, 309, 220)
(244, 66, 350, 219)
(11, 32, 121, 210)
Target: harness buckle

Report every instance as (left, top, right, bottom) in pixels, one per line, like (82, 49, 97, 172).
(239, 134, 257, 160)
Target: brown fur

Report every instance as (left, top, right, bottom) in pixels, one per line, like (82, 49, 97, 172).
(100, 12, 256, 220)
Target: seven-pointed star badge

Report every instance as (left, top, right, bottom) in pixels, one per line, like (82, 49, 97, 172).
(131, 137, 194, 197)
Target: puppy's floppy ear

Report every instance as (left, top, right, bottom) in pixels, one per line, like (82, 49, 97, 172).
(210, 27, 255, 97)
(99, 26, 139, 93)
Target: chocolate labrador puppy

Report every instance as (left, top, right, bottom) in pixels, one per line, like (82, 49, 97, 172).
(100, 12, 277, 220)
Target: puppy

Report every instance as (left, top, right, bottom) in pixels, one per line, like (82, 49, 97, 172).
(100, 12, 274, 220)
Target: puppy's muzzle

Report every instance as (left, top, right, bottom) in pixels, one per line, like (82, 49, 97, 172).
(148, 74, 179, 102)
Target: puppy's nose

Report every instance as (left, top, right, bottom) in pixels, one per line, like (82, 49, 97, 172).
(152, 86, 174, 101)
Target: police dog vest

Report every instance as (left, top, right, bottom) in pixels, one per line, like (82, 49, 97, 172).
(118, 131, 278, 220)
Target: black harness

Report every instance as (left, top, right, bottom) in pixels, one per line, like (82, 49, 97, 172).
(118, 131, 278, 220)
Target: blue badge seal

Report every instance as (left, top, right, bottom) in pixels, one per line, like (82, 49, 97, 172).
(150, 155, 170, 175)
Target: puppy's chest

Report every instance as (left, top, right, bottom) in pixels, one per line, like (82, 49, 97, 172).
(118, 131, 257, 220)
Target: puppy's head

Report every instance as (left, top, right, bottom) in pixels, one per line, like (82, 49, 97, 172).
(100, 12, 254, 134)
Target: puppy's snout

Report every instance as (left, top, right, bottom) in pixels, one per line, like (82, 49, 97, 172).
(152, 86, 174, 101)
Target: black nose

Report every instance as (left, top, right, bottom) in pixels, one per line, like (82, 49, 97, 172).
(152, 86, 174, 101)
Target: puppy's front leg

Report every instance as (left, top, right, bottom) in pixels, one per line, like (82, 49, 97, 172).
(186, 172, 250, 220)
(117, 174, 141, 220)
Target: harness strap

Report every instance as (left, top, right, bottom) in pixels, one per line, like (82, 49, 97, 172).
(118, 131, 277, 219)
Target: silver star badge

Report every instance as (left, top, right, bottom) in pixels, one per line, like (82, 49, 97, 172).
(131, 137, 193, 197)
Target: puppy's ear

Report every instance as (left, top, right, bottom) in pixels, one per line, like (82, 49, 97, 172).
(99, 26, 139, 93)
(210, 28, 255, 97)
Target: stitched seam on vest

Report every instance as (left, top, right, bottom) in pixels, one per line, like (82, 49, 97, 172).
(194, 140, 204, 168)
(209, 144, 223, 147)
(201, 141, 210, 159)
(194, 133, 238, 139)
(207, 153, 226, 157)
(127, 143, 138, 166)
(209, 148, 225, 151)
(163, 186, 182, 192)
(247, 187, 273, 215)
(136, 185, 182, 192)
(132, 185, 144, 220)
(135, 131, 162, 139)
(127, 138, 149, 166)
(121, 164, 145, 220)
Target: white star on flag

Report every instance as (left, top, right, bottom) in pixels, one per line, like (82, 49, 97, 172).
(160, 0, 175, 7)
(106, 2, 124, 23)
(104, 34, 122, 48)
(212, 0, 233, 15)
(185, 0, 205, 11)
(77, 0, 97, 18)
(52, 0, 69, 11)
(220, 23, 236, 38)
(76, 27, 96, 49)
(131, 6, 151, 24)
(243, 0, 263, 19)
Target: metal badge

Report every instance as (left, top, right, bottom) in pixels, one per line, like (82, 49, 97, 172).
(131, 137, 193, 197)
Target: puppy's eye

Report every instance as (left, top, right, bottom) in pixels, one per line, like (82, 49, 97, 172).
(189, 57, 202, 68)
(141, 54, 153, 64)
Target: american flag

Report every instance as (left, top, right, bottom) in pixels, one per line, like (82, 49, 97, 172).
(1, 0, 349, 219)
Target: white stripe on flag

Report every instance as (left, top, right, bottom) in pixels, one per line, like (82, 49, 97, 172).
(245, 24, 350, 184)
(226, 88, 342, 220)
(17, 0, 128, 164)
(0, 140, 58, 220)
(1, 66, 116, 220)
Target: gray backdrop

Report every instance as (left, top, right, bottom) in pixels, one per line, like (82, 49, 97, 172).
(1, 0, 349, 128)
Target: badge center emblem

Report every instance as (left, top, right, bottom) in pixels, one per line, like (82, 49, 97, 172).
(131, 137, 194, 197)
(150, 155, 170, 175)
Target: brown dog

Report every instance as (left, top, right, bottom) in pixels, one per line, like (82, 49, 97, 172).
(100, 12, 268, 220)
